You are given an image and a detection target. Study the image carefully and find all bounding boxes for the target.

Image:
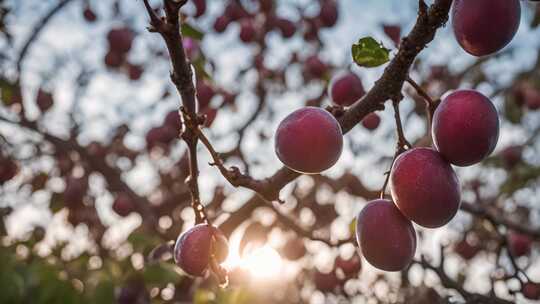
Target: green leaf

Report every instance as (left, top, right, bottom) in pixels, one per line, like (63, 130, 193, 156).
(49, 192, 64, 213)
(91, 280, 115, 304)
(142, 262, 182, 286)
(352, 37, 390, 68)
(182, 23, 204, 41)
(504, 94, 523, 124)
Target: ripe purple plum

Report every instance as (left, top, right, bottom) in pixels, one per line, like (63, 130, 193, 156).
(433, 90, 499, 166)
(174, 224, 228, 276)
(523, 282, 540, 300)
(112, 193, 134, 217)
(196, 80, 215, 110)
(335, 254, 362, 277)
(355, 199, 416, 271)
(508, 231, 532, 257)
(192, 0, 206, 18)
(390, 148, 461, 228)
(452, 0, 520, 56)
(281, 237, 306, 261)
(127, 63, 143, 81)
(383, 24, 401, 46)
(0, 157, 18, 184)
(213, 15, 230, 33)
(36, 89, 54, 112)
(164, 110, 181, 130)
(107, 27, 134, 54)
(454, 238, 481, 260)
(500, 145, 522, 169)
(361, 113, 380, 131)
(83, 7, 97, 22)
(145, 125, 178, 150)
(313, 270, 341, 292)
(304, 55, 328, 79)
(319, 0, 338, 28)
(239, 20, 256, 43)
(329, 72, 365, 107)
(104, 50, 124, 68)
(275, 107, 343, 174)
(276, 18, 296, 38)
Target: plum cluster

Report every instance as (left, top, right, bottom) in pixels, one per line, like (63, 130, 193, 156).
(356, 89, 500, 271)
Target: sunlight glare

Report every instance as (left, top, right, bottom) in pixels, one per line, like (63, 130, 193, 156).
(242, 245, 283, 280)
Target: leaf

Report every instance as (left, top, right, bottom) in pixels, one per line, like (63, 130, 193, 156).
(504, 94, 523, 124)
(142, 262, 182, 286)
(49, 192, 64, 213)
(91, 280, 115, 304)
(352, 37, 390, 68)
(31, 172, 48, 192)
(127, 231, 162, 253)
(182, 23, 204, 40)
(500, 165, 540, 195)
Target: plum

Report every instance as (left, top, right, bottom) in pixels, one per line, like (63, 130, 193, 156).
(192, 0, 206, 18)
(83, 7, 97, 22)
(145, 125, 178, 149)
(522, 282, 540, 300)
(104, 50, 124, 68)
(361, 113, 380, 131)
(319, 0, 338, 28)
(452, 0, 520, 56)
(112, 193, 134, 217)
(36, 89, 54, 112)
(163, 110, 181, 130)
(174, 224, 228, 276)
(107, 27, 134, 54)
(390, 147, 461, 228)
(433, 90, 499, 166)
(0, 157, 17, 184)
(127, 64, 143, 81)
(276, 18, 296, 38)
(335, 254, 362, 277)
(329, 72, 365, 107)
(500, 145, 522, 170)
(275, 107, 343, 174)
(355, 199, 416, 271)
(196, 80, 215, 110)
(239, 20, 256, 43)
(313, 270, 341, 292)
(281, 237, 306, 261)
(507, 231, 532, 257)
(304, 55, 328, 79)
(213, 15, 230, 33)
(383, 24, 401, 46)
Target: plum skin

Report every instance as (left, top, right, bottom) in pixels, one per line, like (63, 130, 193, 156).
(329, 72, 365, 107)
(361, 113, 380, 130)
(390, 147, 461, 228)
(452, 0, 520, 56)
(356, 199, 416, 272)
(275, 107, 343, 174)
(432, 90, 499, 167)
(174, 224, 228, 276)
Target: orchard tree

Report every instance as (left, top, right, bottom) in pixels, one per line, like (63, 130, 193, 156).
(0, 0, 540, 303)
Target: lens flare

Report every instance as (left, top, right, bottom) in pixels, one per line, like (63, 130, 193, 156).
(242, 245, 283, 280)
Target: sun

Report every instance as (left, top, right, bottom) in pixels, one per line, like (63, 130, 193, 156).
(241, 245, 283, 280)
